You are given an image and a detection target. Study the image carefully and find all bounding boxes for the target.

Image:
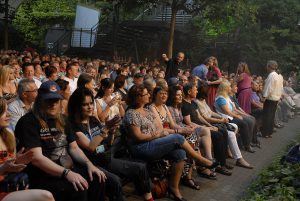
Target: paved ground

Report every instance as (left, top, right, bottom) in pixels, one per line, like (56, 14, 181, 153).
(124, 116, 300, 201)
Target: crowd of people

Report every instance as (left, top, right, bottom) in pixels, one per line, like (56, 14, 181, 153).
(0, 49, 299, 201)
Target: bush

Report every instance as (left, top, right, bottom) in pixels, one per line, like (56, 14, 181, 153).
(243, 137, 300, 201)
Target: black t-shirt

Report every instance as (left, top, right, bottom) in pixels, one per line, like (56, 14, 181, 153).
(15, 112, 76, 179)
(181, 100, 203, 125)
(165, 58, 182, 79)
(71, 116, 105, 165)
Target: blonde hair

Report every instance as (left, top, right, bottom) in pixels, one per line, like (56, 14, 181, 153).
(0, 65, 13, 86)
(0, 98, 15, 153)
(217, 81, 231, 98)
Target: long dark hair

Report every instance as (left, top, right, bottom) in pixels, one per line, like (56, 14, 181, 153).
(166, 85, 182, 109)
(96, 78, 114, 98)
(68, 88, 94, 124)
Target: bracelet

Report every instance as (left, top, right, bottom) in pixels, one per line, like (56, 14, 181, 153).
(61, 168, 70, 178)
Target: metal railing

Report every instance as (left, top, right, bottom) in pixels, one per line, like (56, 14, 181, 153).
(50, 12, 113, 55)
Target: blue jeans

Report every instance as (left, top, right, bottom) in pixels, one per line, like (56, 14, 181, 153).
(129, 134, 186, 163)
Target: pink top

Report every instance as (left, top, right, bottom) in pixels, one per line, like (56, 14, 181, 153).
(207, 67, 222, 81)
(237, 73, 251, 92)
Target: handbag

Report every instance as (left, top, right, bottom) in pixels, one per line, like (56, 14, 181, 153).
(151, 177, 168, 199)
(0, 172, 29, 192)
(281, 144, 300, 164)
(214, 123, 236, 132)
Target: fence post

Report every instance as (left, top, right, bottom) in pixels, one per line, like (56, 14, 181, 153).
(80, 28, 82, 47)
(90, 28, 93, 47)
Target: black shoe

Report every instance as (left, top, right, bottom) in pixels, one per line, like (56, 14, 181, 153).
(197, 167, 217, 180)
(215, 166, 232, 176)
(168, 187, 187, 201)
(204, 160, 220, 169)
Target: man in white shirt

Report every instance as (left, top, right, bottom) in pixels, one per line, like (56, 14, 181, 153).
(261, 60, 283, 138)
(8, 79, 37, 130)
(63, 62, 79, 94)
(21, 63, 42, 88)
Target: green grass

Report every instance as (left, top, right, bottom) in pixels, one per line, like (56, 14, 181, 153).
(242, 135, 300, 201)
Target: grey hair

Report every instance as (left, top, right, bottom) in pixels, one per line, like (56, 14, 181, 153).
(17, 79, 35, 96)
(266, 60, 278, 70)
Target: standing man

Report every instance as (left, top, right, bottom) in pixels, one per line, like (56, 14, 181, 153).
(162, 52, 184, 81)
(192, 57, 214, 82)
(261, 60, 283, 138)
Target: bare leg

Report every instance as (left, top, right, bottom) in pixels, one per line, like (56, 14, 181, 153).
(181, 140, 213, 166)
(169, 160, 185, 198)
(3, 190, 54, 201)
(198, 127, 213, 160)
(143, 192, 153, 200)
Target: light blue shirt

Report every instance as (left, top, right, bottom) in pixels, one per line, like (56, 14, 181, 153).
(192, 64, 208, 80)
(8, 97, 31, 131)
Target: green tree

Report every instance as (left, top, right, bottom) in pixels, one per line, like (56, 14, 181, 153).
(190, 0, 300, 75)
(13, 0, 77, 47)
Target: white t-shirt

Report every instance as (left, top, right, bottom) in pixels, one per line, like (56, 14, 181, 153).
(63, 76, 78, 94)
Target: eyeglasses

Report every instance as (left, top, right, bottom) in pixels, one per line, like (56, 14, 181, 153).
(139, 93, 149, 97)
(24, 89, 38, 93)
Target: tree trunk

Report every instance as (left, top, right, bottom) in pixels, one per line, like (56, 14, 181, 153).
(4, 0, 9, 50)
(167, 7, 177, 59)
(112, 3, 119, 58)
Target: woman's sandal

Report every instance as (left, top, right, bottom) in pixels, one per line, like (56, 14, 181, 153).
(182, 177, 200, 190)
(197, 167, 217, 180)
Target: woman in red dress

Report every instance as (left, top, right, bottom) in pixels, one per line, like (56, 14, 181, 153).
(206, 57, 223, 107)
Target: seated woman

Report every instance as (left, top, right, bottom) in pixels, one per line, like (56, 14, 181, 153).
(230, 81, 259, 147)
(68, 87, 154, 201)
(166, 85, 216, 185)
(56, 79, 71, 115)
(284, 80, 300, 108)
(194, 84, 253, 169)
(114, 75, 128, 102)
(250, 81, 264, 129)
(0, 98, 55, 201)
(180, 83, 231, 176)
(0, 65, 17, 104)
(15, 81, 106, 201)
(95, 78, 125, 123)
(77, 73, 97, 97)
(123, 85, 218, 201)
(214, 81, 255, 153)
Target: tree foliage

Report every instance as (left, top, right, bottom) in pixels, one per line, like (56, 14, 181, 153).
(12, 0, 77, 47)
(190, 0, 300, 75)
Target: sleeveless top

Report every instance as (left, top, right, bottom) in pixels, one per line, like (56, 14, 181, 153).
(96, 95, 120, 121)
(152, 104, 171, 128)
